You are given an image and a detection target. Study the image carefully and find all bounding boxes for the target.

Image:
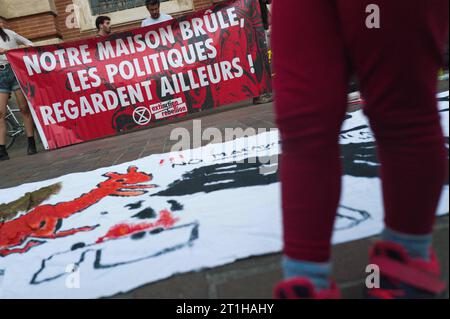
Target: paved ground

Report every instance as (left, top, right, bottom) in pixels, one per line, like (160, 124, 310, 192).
(1, 84, 448, 299)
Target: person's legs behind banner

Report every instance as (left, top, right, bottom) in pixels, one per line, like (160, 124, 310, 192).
(0, 63, 37, 159)
(14, 87, 37, 155)
(0, 90, 9, 161)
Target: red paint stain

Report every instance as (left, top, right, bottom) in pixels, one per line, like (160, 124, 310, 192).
(96, 210, 179, 243)
(0, 166, 157, 257)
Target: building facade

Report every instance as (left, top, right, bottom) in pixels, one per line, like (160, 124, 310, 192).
(0, 0, 219, 45)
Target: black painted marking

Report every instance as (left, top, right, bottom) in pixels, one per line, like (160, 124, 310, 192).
(55, 219, 63, 232)
(167, 200, 184, 211)
(132, 207, 156, 219)
(93, 222, 200, 269)
(335, 205, 371, 230)
(125, 200, 144, 210)
(340, 125, 369, 135)
(153, 142, 381, 197)
(341, 142, 380, 178)
(30, 223, 200, 284)
(153, 158, 278, 197)
(71, 242, 86, 251)
(30, 249, 95, 285)
(131, 232, 146, 240)
(149, 228, 164, 235)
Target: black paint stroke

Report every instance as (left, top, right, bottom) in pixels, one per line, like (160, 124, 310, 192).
(94, 222, 199, 269)
(30, 222, 199, 285)
(125, 201, 144, 210)
(132, 207, 157, 219)
(167, 200, 184, 211)
(335, 205, 371, 230)
(153, 158, 278, 197)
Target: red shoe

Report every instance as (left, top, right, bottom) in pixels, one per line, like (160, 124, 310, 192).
(274, 277, 341, 299)
(367, 241, 447, 299)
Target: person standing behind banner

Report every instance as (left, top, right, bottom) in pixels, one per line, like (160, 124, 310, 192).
(96, 16, 112, 37)
(0, 17, 37, 161)
(141, 0, 173, 27)
(253, 0, 273, 105)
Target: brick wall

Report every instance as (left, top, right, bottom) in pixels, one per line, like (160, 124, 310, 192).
(6, 0, 219, 43)
(7, 12, 61, 43)
(194, 0, 214, 10)
(55, 0, 84, 41)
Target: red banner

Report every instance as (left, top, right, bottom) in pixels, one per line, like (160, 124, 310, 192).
(7, 0, 271, 150)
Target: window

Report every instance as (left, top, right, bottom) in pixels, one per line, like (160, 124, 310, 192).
(75, 0, 193, 32)
(89, 0, 169, 16)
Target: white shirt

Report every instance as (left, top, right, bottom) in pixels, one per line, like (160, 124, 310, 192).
(141, 13, 173, 27)
(0, 29, 33, 64)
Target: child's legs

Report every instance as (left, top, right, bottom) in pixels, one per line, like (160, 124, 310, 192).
(338, 0, 449, 236)
(272, 0, 349, 262)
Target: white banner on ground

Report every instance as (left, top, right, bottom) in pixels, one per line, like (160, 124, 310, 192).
(0, 92, 448, 298)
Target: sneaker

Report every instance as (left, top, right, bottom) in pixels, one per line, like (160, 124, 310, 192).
(274, 277, 341, 299)
(366, 241, 447, 299)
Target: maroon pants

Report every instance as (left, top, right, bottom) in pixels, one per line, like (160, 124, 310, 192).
(272, 0, 449, 262)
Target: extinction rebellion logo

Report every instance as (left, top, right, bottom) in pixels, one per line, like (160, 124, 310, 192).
(132, 98, 188, 126)
(133, 107, 152, 126)
(150, 98, 188, 120)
